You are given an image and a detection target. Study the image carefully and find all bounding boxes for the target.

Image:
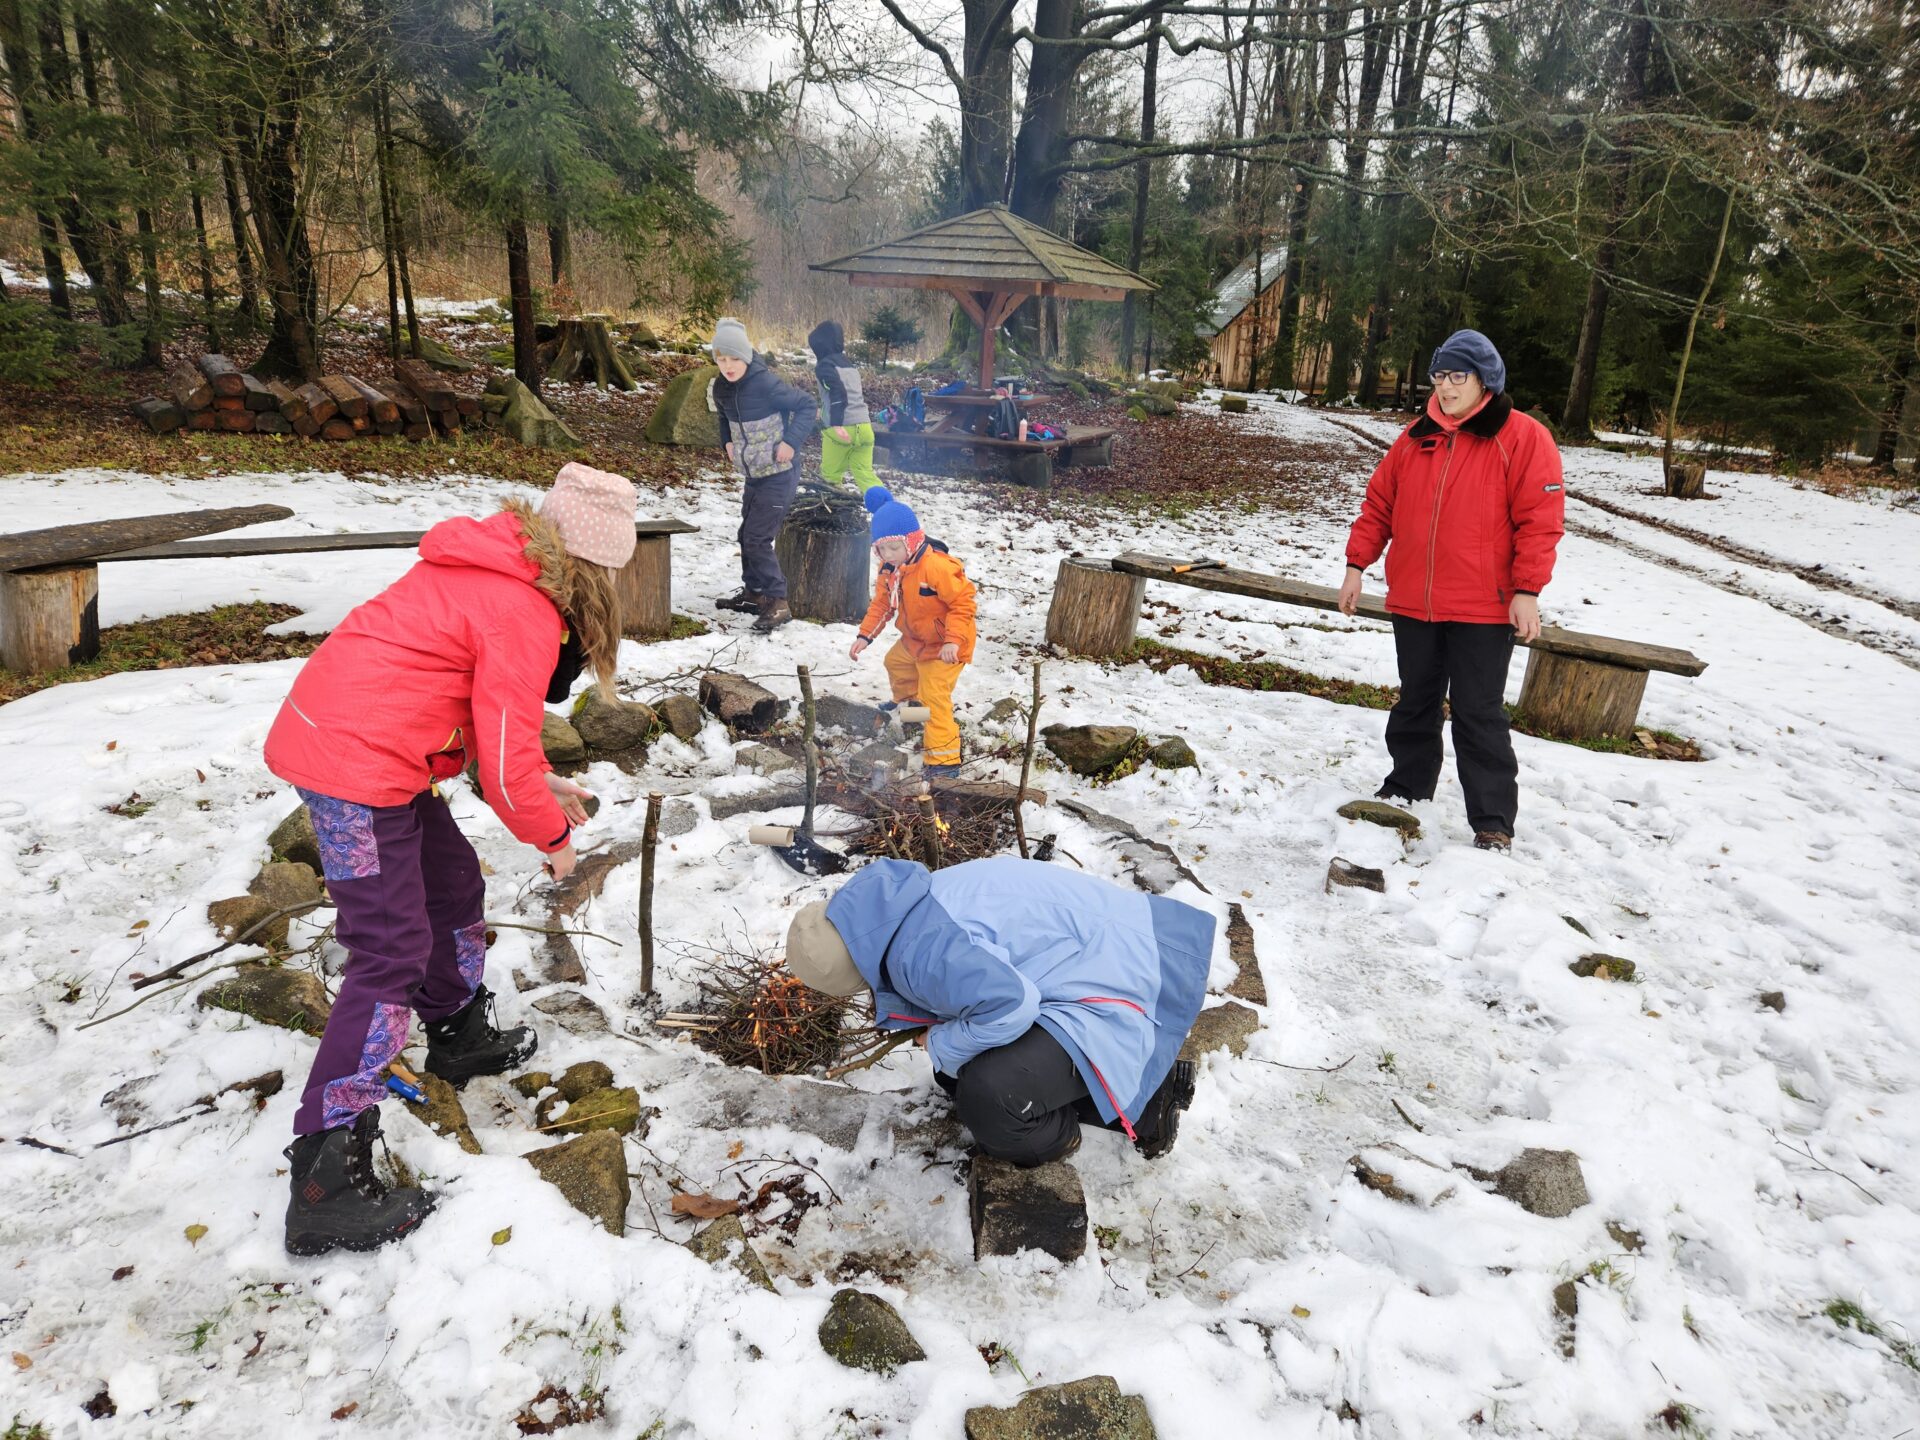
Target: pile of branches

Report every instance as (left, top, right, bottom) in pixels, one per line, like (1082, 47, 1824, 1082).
(846, 782, 1018, 869)
(690, 951, 854, 1074)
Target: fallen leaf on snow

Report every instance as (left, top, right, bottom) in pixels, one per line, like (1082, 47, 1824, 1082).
(184, 1223, 208, 1246)
(669, 1193, 741, 1219)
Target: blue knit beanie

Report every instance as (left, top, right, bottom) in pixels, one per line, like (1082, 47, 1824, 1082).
(1428, 329, 1506, 394)
(864, 486, 920, 541)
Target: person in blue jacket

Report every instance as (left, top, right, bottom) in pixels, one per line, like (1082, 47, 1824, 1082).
(710, 316, 817, 633)
(785, 856, 1215, 1164)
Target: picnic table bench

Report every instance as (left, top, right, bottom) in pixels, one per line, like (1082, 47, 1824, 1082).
(874, 421, 1116, 489)
(1044, 552, 1707, 741)
(0, 509, 699, 677)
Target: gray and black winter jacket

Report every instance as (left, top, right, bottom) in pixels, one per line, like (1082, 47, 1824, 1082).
(808, 320, 871, 428)
(712, 353, 816, 480)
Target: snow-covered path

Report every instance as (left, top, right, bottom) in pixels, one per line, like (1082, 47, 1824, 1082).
(2, 402, 1917, 1438)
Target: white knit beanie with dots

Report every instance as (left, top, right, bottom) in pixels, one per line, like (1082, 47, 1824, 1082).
(539, 463, 638, 568)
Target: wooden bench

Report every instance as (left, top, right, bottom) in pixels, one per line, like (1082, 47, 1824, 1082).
(0, 512, 700, 676)
(873, 424, 1116, 488)
(1045, 552, 1707, 741)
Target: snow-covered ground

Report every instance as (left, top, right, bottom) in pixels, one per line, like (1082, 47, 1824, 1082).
(3, 398, 1918, 1438)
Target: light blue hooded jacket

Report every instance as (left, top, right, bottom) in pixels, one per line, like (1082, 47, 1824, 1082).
(824, 857, 1215, 1135)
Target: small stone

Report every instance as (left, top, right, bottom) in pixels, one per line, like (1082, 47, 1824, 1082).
(541, 712, 588, 768)
(1147, 736, 1198, 770)
(525, 1130, 629, 1235)
(570, 690, 657, 755)
(267, 805, 321, 872)
(1562, 915, 1592, 937)
(511, 1071, 553, 1099)
(1218, 395, 1249, 415)
(403, 1071, 482, 1154)
(1482, 1148, 1590, 1218)
(1758, 990, 1786, 1013)
(1553, 1279, 1579, 1358)
(657, 693, 705, 742)
(984, 698, 1021, 725)
(658, 798, 698, 837)
(196, 965, 331, 1037)
(246, 861, 325, 915)
(815, 694, 886, 734)
(1180, 1001, 1260, 1060)
(735, 742, 799, 777)
(1569, 954, 1637, 982)
(207, 894, 292, 949)
(1337, 799, 1421, 838)
(817, 1288, 926, 1375)
(555, 1060, 614, 1101)
(686, 1214, 775, 1292)
(964, 1376, 1157, 1440)
(1041, 723, 1140, 776)
(1605, 1221, 1645, 1253)
(969, 1154, 1087, 1262)
(540, 1085, 643, 1137)
(1325, 857, 1387, 894)
(531, 989, 610, 1035)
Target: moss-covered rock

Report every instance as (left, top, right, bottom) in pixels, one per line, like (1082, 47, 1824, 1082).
(1569, 954, 1637, 982)
(555, 1060, 615, 1101)
(1042, 724, 1140, 777)
(817, 1288, 925, 1375)
(1148, 737, 1198, 770)
(511, 1071, 553, 1099)
(570, 690, 657, 756)
(525, 1130, 629, 1235)
(964, 1376, 1157, 1440)
(686, 1214, 775, 1292)
(656, 692, 705, 742)
(267, 805, 321, 873)
(541, 712, 588, 768)
(644, 364, 721, 448)
(403, 1071, 482, 1154)
(1337, 799, 1421, 839)
(538, 1085, 643, 1137)
(197, 964, 331, 1036)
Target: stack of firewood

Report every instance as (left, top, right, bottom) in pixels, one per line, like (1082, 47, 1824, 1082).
(127, 355, 481, 441)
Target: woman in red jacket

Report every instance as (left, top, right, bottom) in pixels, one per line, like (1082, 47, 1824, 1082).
(262, 463, 636, 1254)
(1338, 330, 1565, 850)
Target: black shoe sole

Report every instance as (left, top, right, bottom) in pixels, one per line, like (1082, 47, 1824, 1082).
(1136, 1060, 1196, 1161)
(716, 598, 761, 613)
(285, 1204, 433, 1257)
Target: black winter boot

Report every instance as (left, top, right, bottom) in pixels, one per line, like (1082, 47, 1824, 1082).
(284, 1108, 435, 1256)
(423, 984, 537, 1086)
(1132, 1060, 1196, 1160)
(716, 588, 762, 613)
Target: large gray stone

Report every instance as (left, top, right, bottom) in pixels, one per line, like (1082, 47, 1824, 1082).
(541, 712, 588, 768)
(404, 1071, 482, 1155)
(267, 805, 321, 873)
(964, 1376, 1157, 1440)
(970, 1154, 1087, 1262)
(1481, 1148, 1590, 1218)
(706, 784, 806, 822)
(1337, 799, 1421, 839)
(815, 694, 886, 734)
(643, 364, 721, 447)
(247, 861, 325, 914)
(817, 1288, 926, 1375)
(484, 374, 581, 449)
(686, 1214, 775, 1292)
(657, 693, 705, 742)
(531, 989, 610, 1035)
(736, 742, 799, 777)
(525, 1129, 629, 1235)
(1181, 1001, 1260, 1061)
(570, 690, 657, 755)
(197, 965, 331, 1037)
(1042, 724, 1140, 777)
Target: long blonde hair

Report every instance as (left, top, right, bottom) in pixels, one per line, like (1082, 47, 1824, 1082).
(505, 498, 623, 698)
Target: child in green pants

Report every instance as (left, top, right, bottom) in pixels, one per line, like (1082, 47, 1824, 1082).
(809, 319, 880, 493)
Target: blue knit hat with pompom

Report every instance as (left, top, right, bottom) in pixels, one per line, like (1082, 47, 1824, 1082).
(864, 486, 920, 541)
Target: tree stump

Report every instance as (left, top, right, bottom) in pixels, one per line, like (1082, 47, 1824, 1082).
(1666, 461, 1706, 499)
(1516, 650, 1649, 739)
(1007, 449, 1053, 489)
(776, 491, 870, 623)
(0, 564, 99, 674)
(615, 535, 674, 639)
(549, 316, 640, 390)
(1044, 558, 1144, 658)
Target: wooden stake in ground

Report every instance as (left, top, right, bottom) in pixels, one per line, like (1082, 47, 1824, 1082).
(798, 665, 819, 837)
(638, 790, 663, 996)
(915, 789, 944, 869)
(1015, 659, 1042, 859)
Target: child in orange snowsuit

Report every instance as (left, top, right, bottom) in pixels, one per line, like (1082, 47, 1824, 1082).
(847, 487, 977, 774)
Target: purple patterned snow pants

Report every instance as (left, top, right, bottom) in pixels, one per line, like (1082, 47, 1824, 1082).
(292, 788, 488, 1134)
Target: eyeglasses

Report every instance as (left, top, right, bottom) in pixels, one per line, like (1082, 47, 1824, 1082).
(1428, 370, 1475, 387)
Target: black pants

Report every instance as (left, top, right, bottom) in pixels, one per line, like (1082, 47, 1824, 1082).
(933, 1026, 1122, 1167)
(738, 466, 798, 599)
(1382, 615, 1520, 836)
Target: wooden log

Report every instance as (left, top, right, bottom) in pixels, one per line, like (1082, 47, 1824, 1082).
(1007, 449, 1053, 489)
(165, 362, 213, 411)
(291, 414, 321, 438)
(318, 375, 367, 419)
(253, 411, 292, 435)
(295, 382, 337, 425)
(385, 384, 428, 425)
(403, 421, 432, 441)
(454, 396, 480, 418)
(615, 534, 674, 639)
(320, 417, 355, 441)
(217, 409, 255, 432)
(349, 414, 371, 434)
(344, 375, 400, 424)
(393, 358, 456, 410)
(373, 416, 403, 436)
(197, 354, 246, 397)
(266, 380, 308, 420)
(1666, 461, 1706, 499)
(187, 409, 219, 432)
(0, 563, 99, 673)
(0, 505, 293, 572)
(240, 374, 278, 411)
(129, 396, 184, 434)
(774, 495, 869, 624)
(1045, 558, 1144, 658)
(212, 395, 246, 412)
(1516, 649, 1650, 739)
(698, 671, 788, 733)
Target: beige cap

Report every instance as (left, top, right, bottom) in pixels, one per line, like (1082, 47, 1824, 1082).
(784, 901, 864, 997)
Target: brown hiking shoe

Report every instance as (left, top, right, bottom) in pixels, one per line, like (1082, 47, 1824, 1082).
(752, 597, 792, 633)
(1473, 830, 1513, 852)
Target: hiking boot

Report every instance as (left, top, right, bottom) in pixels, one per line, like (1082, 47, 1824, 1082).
(1133, 1060, 1196, 1160)
(715, 588, 762, 614)
(752, 597, 793, 633)
(1473, 830, 1513, 852)
(284, 1108, 435, 1256)
(423, 983, 536, 1086)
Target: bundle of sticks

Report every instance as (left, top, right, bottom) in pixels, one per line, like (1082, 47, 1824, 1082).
(128, 354, 479, 442)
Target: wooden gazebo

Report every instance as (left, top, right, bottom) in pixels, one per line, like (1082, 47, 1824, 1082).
(811, 204, 1155, 390)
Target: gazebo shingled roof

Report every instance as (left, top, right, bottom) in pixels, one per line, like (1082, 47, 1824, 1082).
(811, 204, 1155, 389)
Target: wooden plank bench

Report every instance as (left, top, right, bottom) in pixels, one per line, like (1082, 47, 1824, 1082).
(0, 513, 700, 677)
(1044, 552, 1707, 741)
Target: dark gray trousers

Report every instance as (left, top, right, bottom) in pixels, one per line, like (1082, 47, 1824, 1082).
(738, 466, 798, 598)
(1383, 615, 1520, 835)
(936, 1025, 1120, 1166)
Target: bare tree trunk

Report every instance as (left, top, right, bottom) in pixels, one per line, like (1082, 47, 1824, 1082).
(506, 216, 540, 391)
(0, 0, 75, 321)
(1872, 317, 1914, 470)
(374, 78, 403, 361)
(1357, 0, 1439, 406)
(1320, 1, 1396, 403)
(220, 144, 259, 322)
(185, 151, 223, 351)
(1662, 186, 1736, 485)
(1118, 29, 1160, 377)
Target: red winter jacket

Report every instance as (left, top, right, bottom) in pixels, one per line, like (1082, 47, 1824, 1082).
(264, 511, 572, 853)
(1345, 393, 1566, 625)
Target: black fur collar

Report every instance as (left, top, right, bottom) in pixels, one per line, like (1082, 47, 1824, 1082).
(1408, 391, 1513, 440)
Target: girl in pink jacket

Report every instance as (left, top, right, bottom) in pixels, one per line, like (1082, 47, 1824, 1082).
(262, 463, 636, 1255)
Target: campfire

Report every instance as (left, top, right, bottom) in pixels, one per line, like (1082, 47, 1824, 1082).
(682, 950, 856, 1075)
